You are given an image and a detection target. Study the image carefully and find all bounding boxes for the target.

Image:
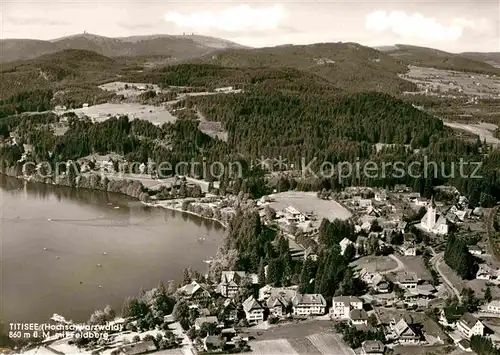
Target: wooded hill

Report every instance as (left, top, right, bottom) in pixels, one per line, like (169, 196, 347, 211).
(190, 42, 417, 94)
(0, 33, 247, 64)
(380, 44, 500, 75)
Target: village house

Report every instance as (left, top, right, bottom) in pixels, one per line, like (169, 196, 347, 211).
(258, 285, 297, 302)
(221, 299, 238, 322)
(468, 245, 483, 256)
(390, 318, 421, 344)
(176, 281, 212, 301)
(350, 309, 369, 326)
(216, 271, 258, 298)
(396, 271, 418, 290)
(284, 206, 306, 224)
(340, 238, 354, 255)
(457, 313, 484, 338)
(476, 264, 496, 280)
(399, 242, 417, 256)
(266, 296, 289, 318)
(242, 296, 264, 325)
(486, 300, 500, 313)
(119, 340, 156, 355)
(359, 269, 378, 285)
(361, 340, 385, 355)
(292, 294, 327, 316)
(330, 296, 363, 319)
(372, 274, 390, 293)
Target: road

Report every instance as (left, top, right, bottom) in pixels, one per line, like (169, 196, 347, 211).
(430, 252, 462, 300)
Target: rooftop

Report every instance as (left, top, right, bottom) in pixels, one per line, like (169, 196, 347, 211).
(292, 293, 326, 306)
(362, 340, 385, 353)
(243, 296, 263, 312)
(350, 309, 368, 321)
(459, 313, 480, 329)
(396, 271, 418, 284)
(332, 295, 362, 307)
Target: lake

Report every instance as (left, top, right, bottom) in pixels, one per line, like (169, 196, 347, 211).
(0, 175, 225, 325)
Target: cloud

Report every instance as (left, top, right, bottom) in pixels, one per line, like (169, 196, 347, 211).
(164, 4, 286, 32)
(365, 11, 476, 41)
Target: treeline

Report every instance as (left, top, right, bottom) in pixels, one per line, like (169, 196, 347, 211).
(444, 234, 476, 279)
(0, 90, 54, 118)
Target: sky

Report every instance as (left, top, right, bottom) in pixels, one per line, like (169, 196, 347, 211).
(1, 0, 499, 52)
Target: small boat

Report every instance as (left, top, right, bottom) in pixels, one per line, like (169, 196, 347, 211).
(114, 206, 120, 209)
(56, 256, 60, 259)
(96, 264, 102, 267)
(103, 252, 107, 255)
(47, 218, 52, 221)
(98, 285, 103, 288)
(43, 248, 47, 251)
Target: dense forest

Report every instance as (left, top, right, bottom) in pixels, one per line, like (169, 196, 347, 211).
(0, 63, 499, 206)
(444, 234, 476, 279)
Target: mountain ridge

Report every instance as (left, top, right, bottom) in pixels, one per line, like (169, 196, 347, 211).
(0, 33, 249, 63)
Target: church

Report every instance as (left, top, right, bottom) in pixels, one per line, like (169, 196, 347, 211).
(420, 196, 449, 235)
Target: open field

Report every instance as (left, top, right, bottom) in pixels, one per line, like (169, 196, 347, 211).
(98, 81, 162, 98)
(268, 191, 352, 222)
(306, 333, 354, 355)
(401, 66, 500, 98)
(393, 345, 455, 355)
(244, 320, 333, 341)
(64, 103, 178, 125)
(351, 256, 398, 273)
(443, 121, 500, 145)
(399, 256, 432, 281)
(287, 338, 323, 355)
(250, 339, 299, 355)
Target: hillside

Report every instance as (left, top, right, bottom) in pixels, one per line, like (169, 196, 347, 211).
(0, 33, 247, 63)
(0, 50, 122, 108)
(460, 52, 500, 68)
(190, 42, 417, 94)
(383, 44, 500, 75)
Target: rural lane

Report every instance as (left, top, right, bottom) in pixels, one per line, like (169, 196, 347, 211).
(380, 254, 406, 275)
(431, 252, 462, 301)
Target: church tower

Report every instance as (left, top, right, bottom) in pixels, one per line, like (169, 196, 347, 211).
(427, 195, 436, 231)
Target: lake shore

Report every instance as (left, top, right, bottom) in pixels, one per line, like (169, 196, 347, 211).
(141, 199, 229, 229)
(0, 167, 230, 229)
